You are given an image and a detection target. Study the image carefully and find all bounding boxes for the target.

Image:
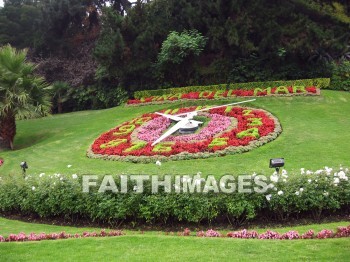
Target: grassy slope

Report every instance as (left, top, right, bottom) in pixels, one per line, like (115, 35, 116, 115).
(1, 90, 350, 177)
(1, 217, 350, 261)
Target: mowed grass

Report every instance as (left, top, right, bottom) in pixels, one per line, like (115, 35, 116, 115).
(1, 217, 350, 261)
(1, 90, 350, 177)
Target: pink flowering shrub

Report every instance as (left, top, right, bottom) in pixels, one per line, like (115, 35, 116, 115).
(205, 229, 221, 237)
(227, 229, 258, 239)
(258, 230, 281, 240)
(335, 226, 350, 238)
(0, 235, 5, 242)
(280, 231, 300, 240)
(182, 228, 191, 236)
(316, 229, 334, 239)
(301, 230, 315, 239)
(196, 231, 205, 237)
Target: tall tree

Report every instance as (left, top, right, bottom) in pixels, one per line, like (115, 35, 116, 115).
(0, 45, 51, 149)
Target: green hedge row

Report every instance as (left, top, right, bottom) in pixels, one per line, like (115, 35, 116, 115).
(0, 167, 349, 226)
(134, 78, 330, 99)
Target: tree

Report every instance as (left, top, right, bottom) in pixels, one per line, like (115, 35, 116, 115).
(156, 30, 207, 86)
(0, 45, 51, 149)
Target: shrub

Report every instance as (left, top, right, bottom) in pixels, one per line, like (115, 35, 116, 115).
(331, 61, 350, 91)
(0, 167, 349, 226)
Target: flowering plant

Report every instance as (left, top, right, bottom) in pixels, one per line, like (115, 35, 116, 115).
(127, 86, 319, 106)
(88, 105, 281, 162)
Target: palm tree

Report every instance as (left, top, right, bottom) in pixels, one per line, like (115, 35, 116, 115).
(0, 44, 51, 150)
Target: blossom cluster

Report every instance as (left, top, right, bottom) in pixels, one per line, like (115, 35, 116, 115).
(264, 166, 349, 203)
(127, 86, 319, 105)
(88, 105, 281, 162)
(0, 229, 124, 243)
(221, 225, 349, 240)
(138, 113, 231, 143)
(0, 158, 3, 167)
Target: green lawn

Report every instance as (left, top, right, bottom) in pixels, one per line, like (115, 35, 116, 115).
(1, 217, 350, 261)
(1, 90, 350, 177)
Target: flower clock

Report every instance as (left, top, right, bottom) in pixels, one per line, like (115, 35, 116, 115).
(88, 104, 282, 162)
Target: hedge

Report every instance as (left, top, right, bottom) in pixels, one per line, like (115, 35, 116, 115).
(0, 167, 349, 226)
(134, 78, 330, 99)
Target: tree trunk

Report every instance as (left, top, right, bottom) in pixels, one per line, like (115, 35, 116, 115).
(0, 112, 16, 150)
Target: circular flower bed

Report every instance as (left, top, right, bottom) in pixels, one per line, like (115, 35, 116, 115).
(87, 105, 282, 162)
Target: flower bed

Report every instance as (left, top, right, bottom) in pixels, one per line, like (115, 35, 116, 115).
(1, 225, 350, 243)
(0, 230, 124, 242)
(87, 105, 281, 162)
(127, 86, 320, 106)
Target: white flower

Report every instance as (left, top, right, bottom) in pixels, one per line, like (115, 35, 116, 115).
(299, 188, 304, 192)
(60, 177, 63, 181)
(323, 191, 329, 197)
(195, 179, 201, 186)
(300, 168, 305, 175)
(306, 170, 313, 175)
(283, 179, 287, 183)
(270, 174, 279, 183)
(67, 165, 72, 168)
(334, 177, 340, 184)
(72, 174, 78, 179)
(197, 171, 202, 176)
(32, 186, 36, 191)
(277, 190, 284, 195)
(155, 161, 161, 166)
(281, 169, 288, 177)
(265, 194, 272, 201)
(325, 166, 332, 174)
(273, 187, 277, 191)
(315, 170, 323, 175)
(295, 191, 300, 196)
(308, 179, 312, 183)
(133, 186, 138, 191)
(338, 171, 348, 180)
(39, 173, 45, 178)
(252, 172, 257, 177)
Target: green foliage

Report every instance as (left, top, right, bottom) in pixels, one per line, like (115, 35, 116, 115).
(157, 30, 206, 65)
(331, 60, 350, 91)
(0, 168, 349, 225)
(0, 44, 51, 149)
(0, 2, 42, 49)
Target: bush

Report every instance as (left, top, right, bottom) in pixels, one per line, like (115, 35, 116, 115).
(0, 167, 349, 226)
(331, 61, 350, 91)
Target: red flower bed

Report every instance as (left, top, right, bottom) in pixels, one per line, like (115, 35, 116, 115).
(88, 105, 281, 162)
(127, 86, 319, 105)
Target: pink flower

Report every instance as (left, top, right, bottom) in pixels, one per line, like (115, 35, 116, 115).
(205, 229, 221, 237)
(301, 230, 314, 239)
(259, 230, 281, 239)
(316, 229, 334, 239)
